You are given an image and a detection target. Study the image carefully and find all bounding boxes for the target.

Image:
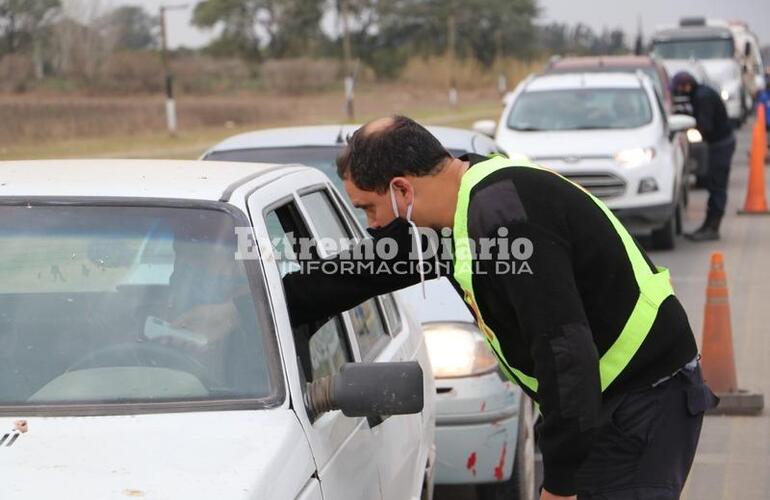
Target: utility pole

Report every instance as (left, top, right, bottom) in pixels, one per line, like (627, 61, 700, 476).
(160, 4, 188, 136)
(447, 12, 458, 108)
(340, 0, 355, 120)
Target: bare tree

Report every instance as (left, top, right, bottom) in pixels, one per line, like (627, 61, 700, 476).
(52, 0, 118, 80)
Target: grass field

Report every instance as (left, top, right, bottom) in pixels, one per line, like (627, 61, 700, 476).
(0, 84, 503, 161)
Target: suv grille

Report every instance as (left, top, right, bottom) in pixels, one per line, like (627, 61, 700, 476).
(562, 173, 626, 199)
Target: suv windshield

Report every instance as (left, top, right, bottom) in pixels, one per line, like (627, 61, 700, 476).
(0, 204, 278, 412)
(652, 38, 734, 59)
(507, 88, 652, 131)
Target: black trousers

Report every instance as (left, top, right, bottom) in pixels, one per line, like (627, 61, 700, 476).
(705, 136, 736, 219)
(573, 365, 718, 499)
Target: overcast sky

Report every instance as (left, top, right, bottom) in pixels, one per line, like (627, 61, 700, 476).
(116, 0, 770, 50)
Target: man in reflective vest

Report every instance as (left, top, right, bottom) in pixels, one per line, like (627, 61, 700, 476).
(284, 115, 718, 499)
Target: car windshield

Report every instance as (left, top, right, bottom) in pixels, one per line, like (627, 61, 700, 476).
(206, 145, 469, 225)
(652, 38, 734, 60)
(507, 88, 653, 131)
(0, 204, 278, 412)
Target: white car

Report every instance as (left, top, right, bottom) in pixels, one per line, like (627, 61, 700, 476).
(0, 160, 435, 500)
(401, 280, 537, 500)
(203, 126, 538, 499)
(478, 72, 695, 250)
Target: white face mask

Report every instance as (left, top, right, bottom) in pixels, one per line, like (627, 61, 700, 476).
(389, 182, 437, 299)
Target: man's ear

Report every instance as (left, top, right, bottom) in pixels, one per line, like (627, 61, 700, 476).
(390, 177, 412, 197)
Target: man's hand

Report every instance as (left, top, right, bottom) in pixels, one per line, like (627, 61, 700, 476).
(168, 302, 239, 350)
(541, 490, 576, 500)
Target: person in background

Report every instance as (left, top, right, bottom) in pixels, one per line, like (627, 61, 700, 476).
(672, 71, 736, 241)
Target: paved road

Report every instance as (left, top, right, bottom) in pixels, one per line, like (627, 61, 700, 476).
(663, 122, 769, 500)
(436, 122, 769, 500)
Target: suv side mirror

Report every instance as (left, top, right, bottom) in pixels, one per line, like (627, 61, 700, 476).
(668, 114, 696, 132)
(473, 119, 497, 138)
(305, 362, 424, 420)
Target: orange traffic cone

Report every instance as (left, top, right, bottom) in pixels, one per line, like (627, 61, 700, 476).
(739, 104, 770, 214)
(700, 252, 764, 415)
(759, 104, 768, 158)
(701, 252, 737, 392)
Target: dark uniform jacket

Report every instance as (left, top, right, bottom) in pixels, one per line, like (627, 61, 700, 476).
(691, 84, 733, 144)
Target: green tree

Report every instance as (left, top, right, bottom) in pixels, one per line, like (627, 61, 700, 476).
(0, 0, 60, 54)
(269, 0, 325, 57)
(359, 0, 538, 72)
(106, 5, 157, 51)
(535, 22, 628, 57)
(192, 0, 263, 60)
(537, 22, 569, 54)
(192, 0, 325, 59)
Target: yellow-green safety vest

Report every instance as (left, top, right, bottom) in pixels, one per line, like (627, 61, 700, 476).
(452, 155, 674, 394)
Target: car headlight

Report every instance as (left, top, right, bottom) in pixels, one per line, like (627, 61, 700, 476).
(614, 147, 656, 168)
(686, 128, 703, 143)
(720, 88, 730, 101)
(424, 322, 499, 379)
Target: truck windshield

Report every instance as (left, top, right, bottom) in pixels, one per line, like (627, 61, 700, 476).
(652, 38, 734, 59)
(507, 88, 653, 131)
(0, 203, 279, 413)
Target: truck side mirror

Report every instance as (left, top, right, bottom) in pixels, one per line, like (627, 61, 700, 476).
(305, 362, 424, 420)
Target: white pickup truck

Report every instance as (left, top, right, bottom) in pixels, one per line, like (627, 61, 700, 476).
(0, 160, 436, 500)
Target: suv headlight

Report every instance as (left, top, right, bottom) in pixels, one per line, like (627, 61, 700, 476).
(615, 147, 656, 168)
(686, 128, 703, 143)
(720, 88, 731, 101)
(424, 322, 498, 379)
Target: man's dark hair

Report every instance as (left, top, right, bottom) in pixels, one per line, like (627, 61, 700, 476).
(336, 115, 451, 193)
